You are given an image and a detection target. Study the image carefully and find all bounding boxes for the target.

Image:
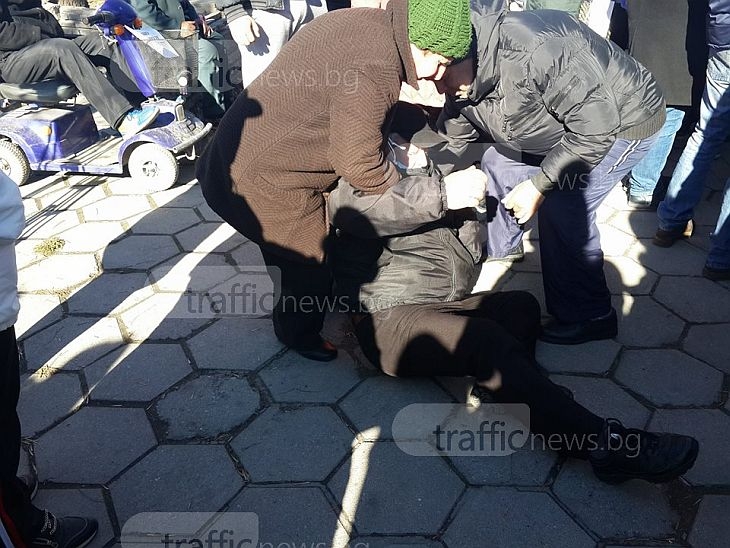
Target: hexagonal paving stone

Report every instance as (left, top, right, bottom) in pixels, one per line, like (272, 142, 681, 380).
(175, 223, 247, 253)
(339, 376, 452, 440)
(683, 324, 730, 373)
(57, 222, 127, 253)
(102, 235, 180, 270)
(18, 254, 98, 292)
(153, 372, 260, 440)
(85, 343, 192, 402)
(15, 293, 62, 338)
(553, 460, 678, 539)
(613, 295, 685, 347)
(260, 350, 368, 404)
(615, 350, 723, 407)
(444, 487, 594, 547)
(23, 316, 124, 371)
(598, 224, 636, 256)
(119, 293, 211, 341)
(499, 272, 547, 314)
(130, 207, 201, 235)
(604, 256, 658, 295)
(626, 239, 707, 276)
(37, 182, 108, 211)
(188, 318, 284, 370)
(33, 488, 114, 548)
(227, 487, 343, 547)
(649, 409, 730, 485)
(329, 442, 464, 535)
(194, 202, 221, 222)
(149, 182, 206, 208)
(82, 195, 153, 221)
(449, 443, 557, 486)
(536, 340, 620, 374)
(65, 272, 154, 316)
(231, 406, 353, 482)
(14, 239, 45, 270)
(550, 376, 651, 428)
(353, 538, 442, 548)
(653, 277, 730, 323)
(688, 495, 730, 548)
(607, 209, 662, 239)
(35, 407, 156, 483)
(150, 252, 237, 292)
(22, 210, 81, 239)
(18, 371, 83, 436)
(110, 445, 243, 524)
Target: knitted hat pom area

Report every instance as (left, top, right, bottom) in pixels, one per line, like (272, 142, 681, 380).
(407, 0, 473, 60)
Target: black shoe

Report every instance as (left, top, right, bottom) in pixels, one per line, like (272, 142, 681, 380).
(292, 338, 338, 362)
(31, 510, 98, 548)
(540, 308, 618, 345)
(702, 265, 730, 281)
(589, 419, 699, 485)
(653, 220, 694, 247)
(485, 242, 524, 263)
(627, 194, 654, 210)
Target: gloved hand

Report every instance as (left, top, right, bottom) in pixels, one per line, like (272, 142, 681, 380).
(386, 133, 428, 171)
(443, 166, 488, 210)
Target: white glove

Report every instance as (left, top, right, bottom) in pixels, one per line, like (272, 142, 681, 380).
(386, 133, 428, 171)
(443, 166, 488, 211)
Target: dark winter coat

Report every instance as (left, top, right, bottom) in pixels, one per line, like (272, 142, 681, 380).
(130, 0, 199, 30)
(0, 0, 64, 69)
(214, 0, 284, 23)
(708, 0, 730, 52)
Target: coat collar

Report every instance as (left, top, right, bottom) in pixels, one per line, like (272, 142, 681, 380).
(387, 0, 420, 89)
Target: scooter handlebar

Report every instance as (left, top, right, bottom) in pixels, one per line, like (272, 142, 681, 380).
(82, 12, 115, 26)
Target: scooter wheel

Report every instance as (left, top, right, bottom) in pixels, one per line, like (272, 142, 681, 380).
(0, 140, 30, 186)
(127, 143, 179, 191)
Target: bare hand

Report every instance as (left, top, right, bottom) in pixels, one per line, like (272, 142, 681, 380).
(502, 179, 545, 224)
(238, 15, 260, 45)
(180, 20, 197, 38)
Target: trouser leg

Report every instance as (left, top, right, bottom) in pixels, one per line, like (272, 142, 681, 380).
(196, 36, 227, 118)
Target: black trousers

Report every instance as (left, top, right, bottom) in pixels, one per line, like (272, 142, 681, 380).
(0, 327, 43, 543)
(355, 291, 605, 453)
(0, 36, 134, 128)
(260, 250, 332, 348)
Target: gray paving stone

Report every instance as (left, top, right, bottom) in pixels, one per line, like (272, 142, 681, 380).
(85, 343, 192, 402)
(153, 372, 260, 440)
(18, 254, 98, 292)
(444, 487, 593, 548)
(688, 495, 730, 548)
(82, 195, 153, 221)
(550, 376, 651, 428)
(353, 538, 442, 548)
(22, 210, 81, 239)
(119, 293, 210, 341)
(436, 376, 476, 403)
(231, 407, 353, 481)
(65, 272, 154, 315)
(260, 350, 368, 404)
(37, 183, 108, 211)
(649, 409, 730, 485)
(227, 487, 342, 547)
(150, 252, 237, 292)
(15, 293, 62, 338)
(653, 276, 730, 323)
(683, 324, 730, 373)
(339, 376, 452, 440)
(130, 207, 201, 235)
(449, 443, 557, 486)
(23, 316, 124, 371)
(102, 235, 180, 270)
(604, 256, 658, 295)
(58, 221, 127, 252)
(35, 407, 156, 483)
(499, 272, 547, 314)
(553, 460, 678, 539)
(14, 238, 44, 270)
(537, 340, 620, 374)
(110, 445, 243, 524)
(615, 349, 723, 407)
(329, 442, 464, 535)
(33, 488, 114, 548)
(598, 224, 636, 256)
(188, 318, 284, 370)
(195, 201, 222, 222)
(607, 209, 662, 239)
(613, 296, 685, 347)
(175, 222, 247, 253)
(626, 239, 707, 276)
(322, 312, 356, 346)
(18, 371, 83, 436)
(149, 182, 205, 208)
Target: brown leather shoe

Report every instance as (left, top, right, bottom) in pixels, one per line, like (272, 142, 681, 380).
(652, 220, 694, 247)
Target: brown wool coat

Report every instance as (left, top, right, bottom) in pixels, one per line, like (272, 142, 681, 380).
(196, 0, 419, 263)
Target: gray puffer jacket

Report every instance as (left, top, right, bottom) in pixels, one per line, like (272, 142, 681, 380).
(436, 0, 666, 193)
(215, 0, 283, 23)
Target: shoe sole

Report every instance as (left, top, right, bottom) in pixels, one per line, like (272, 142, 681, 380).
(539, 327, 618, 346)
(594, 439, 699, 485)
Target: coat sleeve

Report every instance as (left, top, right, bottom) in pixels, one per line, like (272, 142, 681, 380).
(327, 163, 448, 238)
(430, 94, 483, 176)
(0, 18, 40, 50)
(528, 36, 622, 193)
(180, 0, 198, 21)
(328, 73, 401, 195)
(129, 0, 180, 30)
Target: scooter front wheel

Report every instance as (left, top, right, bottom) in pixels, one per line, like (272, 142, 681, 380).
(0, 140, 30, 186)
(127, 142, 180, 191)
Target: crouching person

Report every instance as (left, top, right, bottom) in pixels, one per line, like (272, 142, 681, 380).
(326, 154, 699, 484)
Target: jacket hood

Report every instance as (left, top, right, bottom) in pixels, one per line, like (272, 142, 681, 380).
(467, 0, 508, 101)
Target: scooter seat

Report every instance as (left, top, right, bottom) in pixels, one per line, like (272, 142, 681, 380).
(0, 80, 78, 103)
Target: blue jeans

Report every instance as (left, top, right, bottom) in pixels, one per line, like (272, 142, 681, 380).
(627, 107, 686, 199)
(483, 133, 659, 323)
(658, 50, 730, 269)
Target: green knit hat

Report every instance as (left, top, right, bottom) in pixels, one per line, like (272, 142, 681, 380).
(408, 0, 472, 60)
